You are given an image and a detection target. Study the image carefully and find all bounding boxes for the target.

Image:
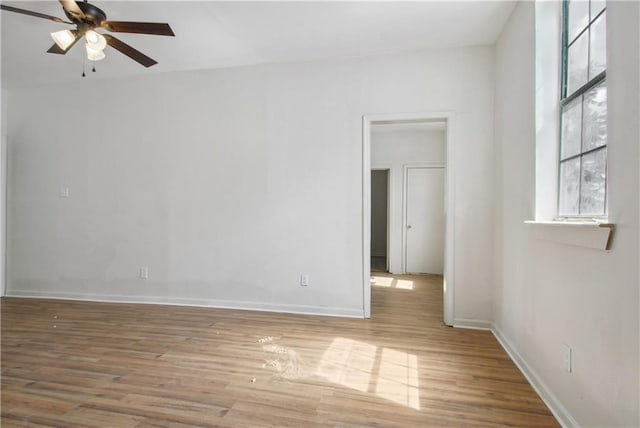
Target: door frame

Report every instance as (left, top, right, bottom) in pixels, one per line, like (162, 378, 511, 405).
(362, 111, 455, 325)
(1, 135, 6, 297)
(402, 164, 445, 274)
(370, 167, 391, 272)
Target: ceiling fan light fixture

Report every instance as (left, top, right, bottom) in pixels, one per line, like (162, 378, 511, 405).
(85, 30, 107, 51)
(3, 2, 172, 69)
(51, 29, 75, 50)
(86, 45, 106, 61)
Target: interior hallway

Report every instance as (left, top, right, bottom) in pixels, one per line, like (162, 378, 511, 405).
(1, 275, 558, 426)
(371, 255, 387, 272)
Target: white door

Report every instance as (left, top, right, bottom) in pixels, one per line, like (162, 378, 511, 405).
(405, 167, 445, 274)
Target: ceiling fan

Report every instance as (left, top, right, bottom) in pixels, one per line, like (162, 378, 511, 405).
(0, 0, 175, 68)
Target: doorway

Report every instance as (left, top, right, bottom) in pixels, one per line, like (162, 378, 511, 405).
(370, 169, 389, 272)
(362, 112, 455, 325)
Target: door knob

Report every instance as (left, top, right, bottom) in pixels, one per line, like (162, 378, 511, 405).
(407, 225, 412, 229)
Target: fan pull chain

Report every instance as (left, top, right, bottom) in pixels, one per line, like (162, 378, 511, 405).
(82, 54, 86, 77)
(92, 61, 96, 73)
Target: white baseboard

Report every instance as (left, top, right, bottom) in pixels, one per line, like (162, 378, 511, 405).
(453, 318, 493, 330)
(453, 319, 577, 427)
(4, 290, 364, 319)
(491, 324, 578, 428)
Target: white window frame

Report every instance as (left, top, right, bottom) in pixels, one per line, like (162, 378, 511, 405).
(557, 0, 608, 219)
(530, 0, 613, 251)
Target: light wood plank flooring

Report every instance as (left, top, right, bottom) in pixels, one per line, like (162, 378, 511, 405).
(1, 274, 559, 427)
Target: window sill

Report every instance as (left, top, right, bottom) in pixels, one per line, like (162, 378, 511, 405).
(524, 220, 614, 250)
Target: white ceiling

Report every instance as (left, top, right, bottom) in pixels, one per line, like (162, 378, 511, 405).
(1, 1, 516, 88)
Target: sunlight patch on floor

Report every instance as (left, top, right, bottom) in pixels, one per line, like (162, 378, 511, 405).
(375, 348, 420, 409)
(395, 279, 414, 290)
(316, 337, 420, 410)
(371, 276, 414, 290)
(371, 276, 394, 287)
(316, 337, 376, 392)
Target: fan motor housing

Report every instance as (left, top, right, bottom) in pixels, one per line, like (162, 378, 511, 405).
(67, 2, 106, 26)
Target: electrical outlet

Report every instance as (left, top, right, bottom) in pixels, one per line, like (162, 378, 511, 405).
(59, 187, 70, 198)
(300, 274, 309, 287)
(562, 344, 572, 373)
(139, 266, 149, 279)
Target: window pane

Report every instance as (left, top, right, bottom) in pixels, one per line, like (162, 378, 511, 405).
(561, 97, 583, 159)
(591, 0, 606, 19)
(567, 31, 588, 95)
(580, 148, 607, 215)
(582, 83, 607, 151)
(559, 158, 581, 215)
(589, 12, 606, 78)
(568, 0, 590, 42)
(559, 0, 608, 218)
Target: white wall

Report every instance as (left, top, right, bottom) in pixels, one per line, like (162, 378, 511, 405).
(1, 6, 5, 295)
(370, 170, 388, 258)
(371, 127, 445, 274)
(5, 46, 495, 322)
(494, 2, 639, 426)
(1, 129, 5, 298)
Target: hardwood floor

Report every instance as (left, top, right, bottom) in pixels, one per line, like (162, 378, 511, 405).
(1, 274, 559, 427)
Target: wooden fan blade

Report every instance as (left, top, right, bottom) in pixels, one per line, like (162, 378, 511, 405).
(101, 21, 174, 37)
(47, 30, 80, 55)
(58, 0, 84, 20)
(104, 34, 158, 68)
(0, 4, 72, 24)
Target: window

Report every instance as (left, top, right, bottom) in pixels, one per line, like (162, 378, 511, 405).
(558, 0, 607, 217)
